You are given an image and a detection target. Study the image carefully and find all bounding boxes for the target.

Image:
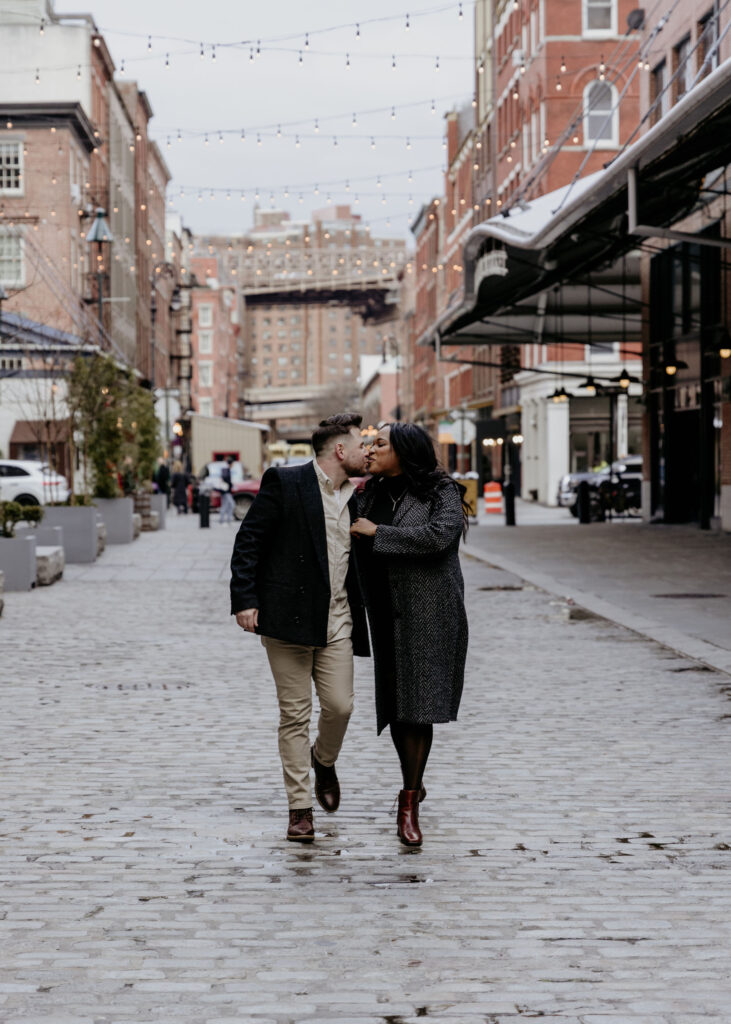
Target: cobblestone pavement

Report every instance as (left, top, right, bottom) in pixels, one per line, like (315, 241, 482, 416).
(2, 513, 730, 1023)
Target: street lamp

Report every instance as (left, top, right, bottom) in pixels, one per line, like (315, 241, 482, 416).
(85, 208, 114, 345)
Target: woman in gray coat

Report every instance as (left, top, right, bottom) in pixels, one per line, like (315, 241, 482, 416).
(351, 422, 468, 847)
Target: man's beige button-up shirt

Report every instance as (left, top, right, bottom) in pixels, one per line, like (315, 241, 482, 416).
(313, 458, 354, 644)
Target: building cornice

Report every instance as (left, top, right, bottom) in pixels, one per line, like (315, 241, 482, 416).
(0, 102, 97, 152)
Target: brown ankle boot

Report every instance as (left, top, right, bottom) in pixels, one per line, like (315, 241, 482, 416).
(396, 789, 422, 847)
(287, 807, 315, 843)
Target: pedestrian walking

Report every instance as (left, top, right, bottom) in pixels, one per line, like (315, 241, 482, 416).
(154, 457, 170, 507)
(350, 422, 468, 848)
(230, 413, 369, 843)
(218, 457, 236, 525)
(171, 461, 188, 514)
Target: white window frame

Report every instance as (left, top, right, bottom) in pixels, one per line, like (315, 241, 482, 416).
(198, 303, 213, 327)
(198, 397, 213, 416)
(0, 231, 25, 287)
(583, 80, 619, 146)
(582, 0, 616, 36)
(198, 361, 213, 388)
(0, 141, 24, 196)
(198, 329, 213, 354)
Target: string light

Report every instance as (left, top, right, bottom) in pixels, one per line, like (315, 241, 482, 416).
(212, 44, 217, 61)
(304, 32, 309, 49)
(405, 12, 410, 30)
(352, 112, 357, 127)
(431, 98, 436, 114)
(370, 137, 376, 149)
(560, 56, 567, 72)
(35, 69, 40, 85)
(392, 54, 397, 70)
(555, 76, 562, 91)
(76, 65, 81, 80)
(39, 17, 45, 35)
(200, 42, 205, 59)
(346, 52, 351, 69)
(314, 118, 319, 133)
(120, 59, 125, 75)
(435, 55, 440, 72)
(147, 35, 152, 51)
(458, 2, 463, 19)
(165, 53, 170, 68)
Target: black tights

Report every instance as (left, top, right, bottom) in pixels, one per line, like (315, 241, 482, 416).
(389, 722, 433, 791)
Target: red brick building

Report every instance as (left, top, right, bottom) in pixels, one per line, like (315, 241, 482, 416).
(189, 256, 240, 420)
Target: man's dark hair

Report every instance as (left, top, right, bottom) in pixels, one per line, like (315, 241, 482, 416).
(311, 413, 362, 456)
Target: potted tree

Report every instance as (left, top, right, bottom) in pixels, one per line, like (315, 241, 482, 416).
(0, 501, 43, 591)
(67, 354, 134, 544)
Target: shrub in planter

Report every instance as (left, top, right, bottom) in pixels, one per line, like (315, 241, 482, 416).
(0, 501, 44, 538)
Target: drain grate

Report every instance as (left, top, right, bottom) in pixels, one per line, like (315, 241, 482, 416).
(478, 585, 523, 591)
(652, 593, 726, 599)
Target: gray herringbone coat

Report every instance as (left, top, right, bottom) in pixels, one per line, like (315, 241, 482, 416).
(358, 480, 468, 734)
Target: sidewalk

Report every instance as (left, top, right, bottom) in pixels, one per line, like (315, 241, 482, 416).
(469, 499, 731, 675)
(1, 513, 730, 1022)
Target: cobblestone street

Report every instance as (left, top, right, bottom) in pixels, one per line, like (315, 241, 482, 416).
(2, 514, 731, 1023)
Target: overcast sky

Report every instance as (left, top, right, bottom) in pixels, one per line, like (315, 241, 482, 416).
(56, 0, 475, 243)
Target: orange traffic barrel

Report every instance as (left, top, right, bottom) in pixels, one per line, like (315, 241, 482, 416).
(483, 481, 502, 514)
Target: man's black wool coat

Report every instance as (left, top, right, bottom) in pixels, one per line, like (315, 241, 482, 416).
(230, 461, 369, 657)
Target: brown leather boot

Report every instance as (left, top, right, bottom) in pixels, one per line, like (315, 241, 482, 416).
(287, 807, 315, 843)
(397, 789, 423, 847)
(311, 745, 340, 813)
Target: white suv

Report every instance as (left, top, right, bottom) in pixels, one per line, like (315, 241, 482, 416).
(0, 460, 70, 506)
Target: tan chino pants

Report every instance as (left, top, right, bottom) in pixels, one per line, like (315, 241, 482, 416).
(262, 636, 354, 809)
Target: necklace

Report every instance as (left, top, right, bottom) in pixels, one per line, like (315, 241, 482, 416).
(389, 488, 408, 511)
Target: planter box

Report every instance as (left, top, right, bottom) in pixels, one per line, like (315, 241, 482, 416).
(150, 493, 167, 529)
(42, 506, 98, 564)
(0, 535, 37, 591)
(17, 524, 64, 548)
(96, 497, 135, 544)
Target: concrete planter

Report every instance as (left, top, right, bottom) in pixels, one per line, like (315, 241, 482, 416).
(96, 497, 135, 544)
(150, 493, 167, 529)
(0, 535, 37, 591)
(42, 506, 98, 563)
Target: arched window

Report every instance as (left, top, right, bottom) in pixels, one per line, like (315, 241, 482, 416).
(583, 80, 618, 145)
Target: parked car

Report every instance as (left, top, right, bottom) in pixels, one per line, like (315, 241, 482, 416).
(557, 471, 595, 509)
(559, 456, 643, 517)
(0, 460, 70, 506)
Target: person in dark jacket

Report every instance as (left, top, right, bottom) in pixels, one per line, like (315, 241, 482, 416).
(351, 422, 468, 848)
(230, 414, 369, 843)
(171, 461, 188, 514)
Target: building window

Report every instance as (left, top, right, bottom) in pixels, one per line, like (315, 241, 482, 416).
(278, 370, 287, 379)
(673, 36, 693, 101)
(650, 60, 671, 125)
(697, 9, 719, 77)
(198, 397, 213, 416)
(198, 362, 213, 388)
(198, 329, 213, 354)
(583, 0, 615, 34)
(198, 304, 213, 327)
(0, 232, 24, 286)
(583, 81, 618, 144)
(0, 142, 23, 194)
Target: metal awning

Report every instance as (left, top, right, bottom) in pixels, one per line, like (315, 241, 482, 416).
(438, 58, 731, 345)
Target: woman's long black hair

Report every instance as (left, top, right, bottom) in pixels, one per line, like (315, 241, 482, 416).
(366, 422, 469, 535)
